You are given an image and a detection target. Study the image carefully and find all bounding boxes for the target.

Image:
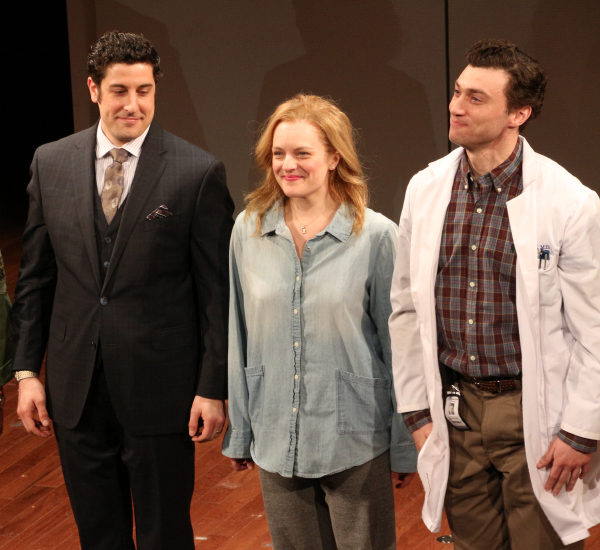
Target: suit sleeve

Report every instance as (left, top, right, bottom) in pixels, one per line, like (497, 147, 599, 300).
(558, 190, 600, 440)
(190, 159, 235, 399)
(389, 179, 430, 414)
(12, 149, 57, 373)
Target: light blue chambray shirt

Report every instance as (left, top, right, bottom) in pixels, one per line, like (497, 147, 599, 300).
(222, 203, 417, 478)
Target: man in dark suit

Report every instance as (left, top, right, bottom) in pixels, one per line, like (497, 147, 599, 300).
(12, 31, 234, 550)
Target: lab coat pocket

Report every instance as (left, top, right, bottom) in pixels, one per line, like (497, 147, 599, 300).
(538, 252, 560, 307)
(336, 369, 392, 435)
(541, 346, 572, 428)
(245, 364, 265, 425)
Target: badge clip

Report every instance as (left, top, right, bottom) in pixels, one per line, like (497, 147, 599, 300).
(445, 384, 471, 431)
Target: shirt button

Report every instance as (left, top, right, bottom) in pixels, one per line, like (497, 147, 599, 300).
(464, 184, 468, 190)
(90, 342, 97, 350)
(476, 208, 482, 213)
(307, 246, 311, 250)
(471, 245, 477, 250)
(469, 282, 475, 287)
(296, 276, 300, 281)
(105, 237, 112, 244)
(468, 319, 474, 324)
(294, 342, 299, 347)
(497, 187, 502, 192)
(294, 375, 298, 380)
(103, 261, 110, 268)
(294, 309, 298, 314)
(470, 355, 476, 361)
(292, 407, 297, 413)
(100, 297, 108, 305)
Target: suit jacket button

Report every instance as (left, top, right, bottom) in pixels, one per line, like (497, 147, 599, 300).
(105, 237, 112, 244)
(90, 342, 97, 350)
(100, 297, 108, 305)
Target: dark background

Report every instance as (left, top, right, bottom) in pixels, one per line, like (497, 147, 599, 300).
(4, 3, 74, 226)
(4, 0, 599, 227)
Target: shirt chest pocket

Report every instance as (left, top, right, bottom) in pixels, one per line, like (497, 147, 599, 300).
(336, 370, 392, 435)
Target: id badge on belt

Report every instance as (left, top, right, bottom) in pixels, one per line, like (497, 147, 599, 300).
(445, 383, 470, 430)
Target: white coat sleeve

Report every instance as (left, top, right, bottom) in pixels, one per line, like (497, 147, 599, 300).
(559, 190, 600, 440)
(389, 180, 431, 413)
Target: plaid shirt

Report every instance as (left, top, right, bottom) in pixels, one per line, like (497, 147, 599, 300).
(403, 139, 596, 452)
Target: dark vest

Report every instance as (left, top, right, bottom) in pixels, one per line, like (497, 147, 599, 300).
(93, 190, 127, 367)
(93, 189, 127, 285)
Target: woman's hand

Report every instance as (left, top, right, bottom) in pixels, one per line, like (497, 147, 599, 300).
(229, 457, 255, 471)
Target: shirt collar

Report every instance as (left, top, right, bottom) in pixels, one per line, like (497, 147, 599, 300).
(261, 201, 354, 243)
(95, 123, 150, 160)
(460, 136, 523, 193)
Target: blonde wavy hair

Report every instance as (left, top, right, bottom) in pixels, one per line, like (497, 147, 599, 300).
(245, 94, 368, 235)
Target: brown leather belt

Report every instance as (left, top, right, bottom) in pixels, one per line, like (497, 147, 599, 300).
(458, 372, 520, 394)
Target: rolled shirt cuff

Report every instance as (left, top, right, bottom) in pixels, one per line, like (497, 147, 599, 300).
(558, 430, 597, 454)
(402, 409, 433, 434)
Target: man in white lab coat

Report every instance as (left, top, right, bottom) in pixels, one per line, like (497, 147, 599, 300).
(389, 39, 600, 549)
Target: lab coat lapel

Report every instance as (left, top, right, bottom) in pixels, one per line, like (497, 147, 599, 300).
(413, 150, 462, 309)
(507, 138, 540, 327)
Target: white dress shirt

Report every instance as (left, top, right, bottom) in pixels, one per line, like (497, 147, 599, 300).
(95, 124, 150, 206)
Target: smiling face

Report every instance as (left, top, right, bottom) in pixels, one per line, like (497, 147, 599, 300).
(271, 120, 340, 204)
(88, 62, 156, 146)
(449, 65, 529, 153)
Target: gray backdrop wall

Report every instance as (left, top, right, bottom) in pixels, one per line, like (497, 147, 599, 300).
(67, 0, 600, 220)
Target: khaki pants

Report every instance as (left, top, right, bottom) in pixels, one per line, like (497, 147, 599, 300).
(445, 379, 584, 550)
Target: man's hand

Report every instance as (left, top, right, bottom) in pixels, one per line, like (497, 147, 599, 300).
(189, 396, 225, 442)
(16, 377, 52, 437)
(392, 471, 416, 489)
(537, 437, 591, 495)
(229, 457, 255, 471)
(412, 422, 433, 452)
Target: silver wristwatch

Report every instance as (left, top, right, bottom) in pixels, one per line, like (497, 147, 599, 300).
(14, 371, 39, 383)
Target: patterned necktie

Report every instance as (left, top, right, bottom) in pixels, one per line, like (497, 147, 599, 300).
(101, 148, 129, 224)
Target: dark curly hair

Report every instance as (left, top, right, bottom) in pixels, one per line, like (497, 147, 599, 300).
(466, 39, 547, 130)
(88, 31, 162, 85)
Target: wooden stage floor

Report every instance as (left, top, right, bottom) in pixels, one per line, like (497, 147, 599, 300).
(1, 219, 599, 550)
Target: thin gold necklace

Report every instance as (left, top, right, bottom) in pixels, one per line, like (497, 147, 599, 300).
(290, 204, 330, 234)
(297, 213, 323, 234)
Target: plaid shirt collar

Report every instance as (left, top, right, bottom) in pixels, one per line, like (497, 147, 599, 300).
(458, 137, 523, 197)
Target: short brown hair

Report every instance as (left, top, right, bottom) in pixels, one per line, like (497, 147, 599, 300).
(466, 39, 547, 130)
(88, 31, 162, 85)
(246, 94, 368, 235)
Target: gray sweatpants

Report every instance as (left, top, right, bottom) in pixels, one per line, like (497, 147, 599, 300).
(258, 451, 396, 550)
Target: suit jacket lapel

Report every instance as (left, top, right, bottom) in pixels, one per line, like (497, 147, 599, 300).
(73, 124, 102, 292)
(102, 122, 168, 292)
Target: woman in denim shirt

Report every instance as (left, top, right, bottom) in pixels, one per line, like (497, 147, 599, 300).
(222, 95, 417, 549)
